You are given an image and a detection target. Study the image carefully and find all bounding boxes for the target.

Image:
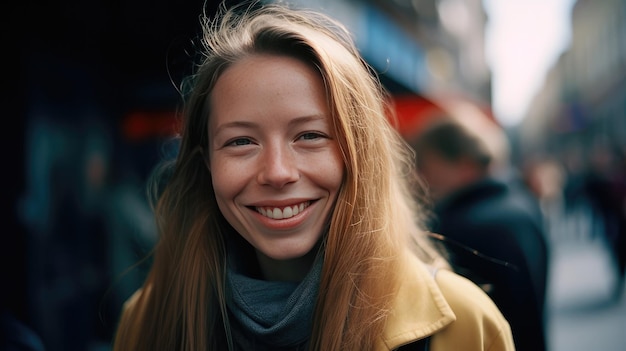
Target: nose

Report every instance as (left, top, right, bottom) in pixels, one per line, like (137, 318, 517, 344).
(257, 145, 299, 188)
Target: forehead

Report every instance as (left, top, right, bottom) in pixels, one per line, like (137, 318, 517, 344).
(216, 53, 321, 88)
(208, 54, 331, 129)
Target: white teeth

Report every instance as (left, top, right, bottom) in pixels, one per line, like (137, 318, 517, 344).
(272, 208, 282, 219)
(283, 206, 293, 218)
(256, 202, 309, 219)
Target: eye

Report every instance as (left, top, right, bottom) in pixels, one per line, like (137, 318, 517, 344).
(298, 132, 326, 141)
(226, 138, 253, 147)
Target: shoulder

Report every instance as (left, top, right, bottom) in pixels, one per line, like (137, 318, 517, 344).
(380, 254, 514, 351)
(430, 269, 515, 351)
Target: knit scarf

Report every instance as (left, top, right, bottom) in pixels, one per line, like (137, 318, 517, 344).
(225, 254, 322, 350)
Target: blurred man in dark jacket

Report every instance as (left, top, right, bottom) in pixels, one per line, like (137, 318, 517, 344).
(408, 116, 549, 351)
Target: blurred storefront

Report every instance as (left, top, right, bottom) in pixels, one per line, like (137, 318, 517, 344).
(303, 0, 490, 96)
(520, 0, 626, 162)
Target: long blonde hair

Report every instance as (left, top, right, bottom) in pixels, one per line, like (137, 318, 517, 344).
(113, 2, 446, 350)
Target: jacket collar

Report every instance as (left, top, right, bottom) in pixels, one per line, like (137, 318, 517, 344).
(375, 253, 457, 350)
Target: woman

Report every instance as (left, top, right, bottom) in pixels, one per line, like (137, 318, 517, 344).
(113, 2, 515, 350)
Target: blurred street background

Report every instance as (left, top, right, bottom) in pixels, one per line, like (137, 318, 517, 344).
(547, 238, 626, 351)
(546, 208, 626, 351)
(2, 0, 624, 350)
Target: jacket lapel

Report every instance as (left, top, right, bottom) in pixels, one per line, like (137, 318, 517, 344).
(376, 253, 456, 350)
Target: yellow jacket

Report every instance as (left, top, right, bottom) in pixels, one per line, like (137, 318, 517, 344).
(116, 253, 514, 351)
(377, 253, 515, 350)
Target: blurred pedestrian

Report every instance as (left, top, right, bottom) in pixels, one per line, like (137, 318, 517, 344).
(408, 116, 549, 351)
(583, 142, 626, 301)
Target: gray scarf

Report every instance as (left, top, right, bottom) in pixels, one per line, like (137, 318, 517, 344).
(225, 255, 322, 350)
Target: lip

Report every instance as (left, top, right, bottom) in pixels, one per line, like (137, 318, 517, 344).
(249, 198, 313, 208)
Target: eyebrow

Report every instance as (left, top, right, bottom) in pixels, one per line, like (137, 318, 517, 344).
(213, 114, 328, 135)
(212, 120, 255, 136)
(288, 114, 327, 127)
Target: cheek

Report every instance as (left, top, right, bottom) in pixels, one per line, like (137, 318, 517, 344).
(210, 176, 229, 214)
(211, 172, 228, 199)
(209, 158, 241, 205)
(211, 169, 244, 230)
(317, 152, 345, 195)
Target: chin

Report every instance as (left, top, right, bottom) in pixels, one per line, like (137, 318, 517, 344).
(261, 243, 318, 262)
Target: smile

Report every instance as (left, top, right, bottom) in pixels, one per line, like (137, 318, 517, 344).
(255, 201, 311, 219)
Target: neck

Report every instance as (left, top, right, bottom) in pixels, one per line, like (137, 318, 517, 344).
(256, 243, 321, 282)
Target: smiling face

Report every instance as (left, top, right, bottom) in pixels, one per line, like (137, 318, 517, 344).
(208, 54, 344, 263)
